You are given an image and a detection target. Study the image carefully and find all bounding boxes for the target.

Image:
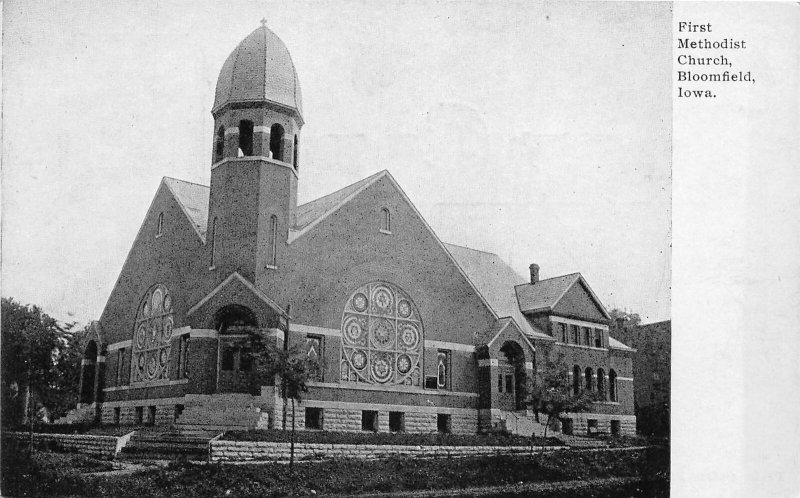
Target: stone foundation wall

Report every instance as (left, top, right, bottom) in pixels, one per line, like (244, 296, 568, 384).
(100, 404, 178, 426)
(210, 440, 550, 462)
(284, 407, 477, 435)
(562, 412, 636, 436)
(3, 431, 132, 459)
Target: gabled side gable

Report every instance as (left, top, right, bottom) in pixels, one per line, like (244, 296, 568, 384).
(551, 278, 610, 323)
(186, 272, 287, 330)
(271, 171, 499, 345)
(98, 179, 210, 346)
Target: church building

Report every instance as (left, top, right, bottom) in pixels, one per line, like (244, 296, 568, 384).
(75, 25, 636, 436)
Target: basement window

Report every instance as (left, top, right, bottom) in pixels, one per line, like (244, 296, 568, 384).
(437, 414, 451, 434)
(305, 408, 323, 430)
(389, 412, 404, 432)
(361, 410, 378, 432)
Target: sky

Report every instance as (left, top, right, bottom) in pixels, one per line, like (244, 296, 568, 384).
(2, 0, 671, 325)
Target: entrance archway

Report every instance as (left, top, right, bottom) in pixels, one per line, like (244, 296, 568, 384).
(79, 341, 98, 404)
(499, 341, 527, 410)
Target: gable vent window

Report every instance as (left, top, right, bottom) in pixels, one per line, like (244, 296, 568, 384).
(156, 212, 164, 237)
(380, 208, 391, 234)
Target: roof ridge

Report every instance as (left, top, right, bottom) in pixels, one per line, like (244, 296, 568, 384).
(514, 272, 581, 287)
(163, 176, 209, 189)
(443, 242, 499, 257)
(296, 170, 387, 210)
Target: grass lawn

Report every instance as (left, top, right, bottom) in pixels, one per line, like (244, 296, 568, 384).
(1, 440, 668, 497)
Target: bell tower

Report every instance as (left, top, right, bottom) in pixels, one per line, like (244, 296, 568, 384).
(206, 23, 304, 281)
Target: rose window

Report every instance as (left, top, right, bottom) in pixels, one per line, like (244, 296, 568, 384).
(131, 284, 174, 384)
(340, 282, 422, 386)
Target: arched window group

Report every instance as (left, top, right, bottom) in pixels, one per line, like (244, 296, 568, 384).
(215, 121, 295, 163)
(572, 366, 617, 401)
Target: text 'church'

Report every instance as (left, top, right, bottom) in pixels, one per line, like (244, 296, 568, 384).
(74, 25, 636, 436)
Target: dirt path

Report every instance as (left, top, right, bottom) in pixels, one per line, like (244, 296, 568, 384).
(333, 476, 652, 497)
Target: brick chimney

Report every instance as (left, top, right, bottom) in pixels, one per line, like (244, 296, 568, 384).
(529, 264, 540, 284)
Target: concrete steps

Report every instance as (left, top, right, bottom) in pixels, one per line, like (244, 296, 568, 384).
(118, 431, 216, 461)
(499, 411, 549, 437)
(55, 405, 96, 424)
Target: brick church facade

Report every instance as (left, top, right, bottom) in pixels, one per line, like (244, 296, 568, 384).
(75, 25, 636, 436)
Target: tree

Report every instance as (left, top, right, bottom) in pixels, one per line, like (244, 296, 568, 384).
(1, 298, 80, 427)
(247, 332, 312, 471)
(608, 308, 641, 328)
(527, 354, 596, 453)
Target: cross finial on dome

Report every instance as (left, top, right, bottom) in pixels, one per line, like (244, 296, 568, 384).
(260, 17, 267, 28)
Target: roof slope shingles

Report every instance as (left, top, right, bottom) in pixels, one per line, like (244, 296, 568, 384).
(163, 177, 210, 240)
(514, 273, 581, 313)
(444, 243, 552, 342)
(163, 173, 627, 349)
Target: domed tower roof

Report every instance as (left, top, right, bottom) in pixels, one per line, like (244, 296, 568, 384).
(213, 26, 303, 122)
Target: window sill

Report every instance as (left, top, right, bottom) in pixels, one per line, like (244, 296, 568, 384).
(379, 229, 392, 235)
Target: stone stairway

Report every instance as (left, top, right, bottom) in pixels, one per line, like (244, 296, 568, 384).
(118, 430, 218, 461)
(54, 404, 97, 424)
(499, 411, 549, 437)
(173, 393, 265, 433)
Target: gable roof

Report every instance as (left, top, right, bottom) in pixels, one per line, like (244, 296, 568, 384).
(186, 271, 288, 318)
(163, 177, 210, 242)
(445, 243, 552, 342)
(292, 170, 387, 233)
(609, 336, 635, 352)
(515, 273, 611, 320)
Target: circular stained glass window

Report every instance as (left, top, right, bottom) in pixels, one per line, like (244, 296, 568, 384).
(341, 282, 422, 386)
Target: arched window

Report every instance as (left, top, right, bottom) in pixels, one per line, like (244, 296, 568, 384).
(573, 365, 580, 395)
(267, 215, 278, 267)
(293, 135, 299, 170)
(131, 285, 174, 384)
(156, 212, 164, 236)
(214, 126, 225, 162)
(214, 304, 258, 334)
(210, 217, 218, 268)
(270, 124, 285, 161)
(381, 208, 391, 233)
(609, 369, 618, 401)
(597, 368, 606, 400)
(584, 367, 593, 391)
(238, 120, 254, 157)
(340, 282, 422, 386)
